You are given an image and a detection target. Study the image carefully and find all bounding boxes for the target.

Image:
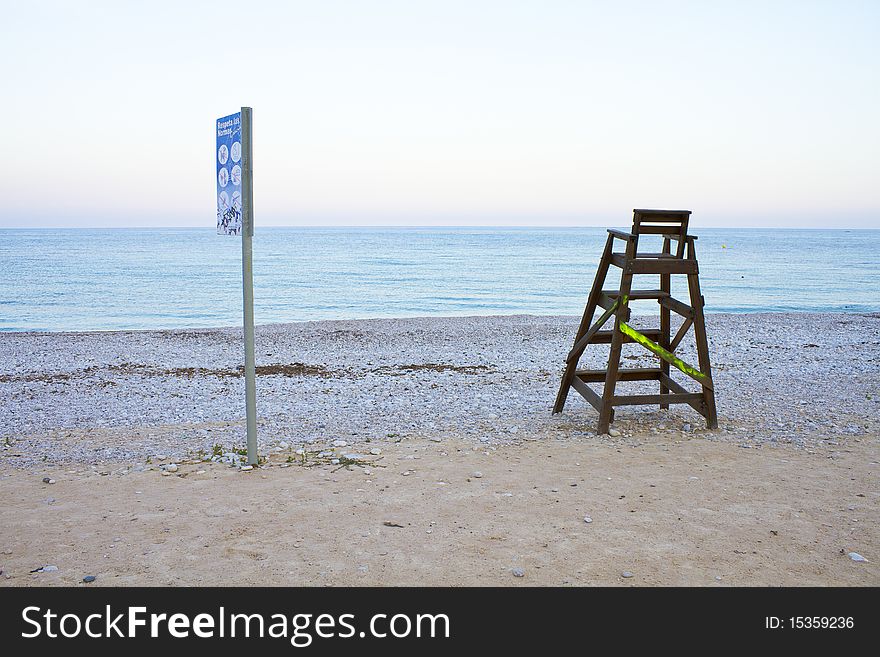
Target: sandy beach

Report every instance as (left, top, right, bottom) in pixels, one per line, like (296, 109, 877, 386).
(1, 312, 879, 586)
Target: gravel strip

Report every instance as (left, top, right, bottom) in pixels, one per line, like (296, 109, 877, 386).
(2, 312, 879, 467)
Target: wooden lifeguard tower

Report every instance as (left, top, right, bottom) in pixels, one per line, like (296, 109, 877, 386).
(553, 209, 718, 434)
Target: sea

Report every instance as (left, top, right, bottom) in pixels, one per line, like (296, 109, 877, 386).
(1, 227, 878, 332)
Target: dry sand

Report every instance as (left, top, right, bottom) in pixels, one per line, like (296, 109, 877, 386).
(1, 433, 877, 587)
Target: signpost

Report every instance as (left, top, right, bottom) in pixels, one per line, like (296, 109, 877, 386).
(216, 107, 258, 465)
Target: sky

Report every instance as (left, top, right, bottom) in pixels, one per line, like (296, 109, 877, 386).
(2, 0, 878, 228)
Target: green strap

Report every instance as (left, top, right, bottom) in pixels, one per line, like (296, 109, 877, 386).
(618, 321, 713, 390)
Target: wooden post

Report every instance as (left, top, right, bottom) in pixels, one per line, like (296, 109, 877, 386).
(686, 241, 718, 429)
(659, 236, 671, 409)
(597, 236, 636, 434)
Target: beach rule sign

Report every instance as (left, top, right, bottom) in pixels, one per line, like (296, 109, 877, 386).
(216, 112, 243, 235)
(215, 107, 258, 465)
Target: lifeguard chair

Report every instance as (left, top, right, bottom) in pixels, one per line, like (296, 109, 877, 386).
(553, 209, 718, 434)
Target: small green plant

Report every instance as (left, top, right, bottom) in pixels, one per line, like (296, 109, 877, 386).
(332, 455, 376, 472)
(211, 444, 224, 457)
(290, 449, 312, 467)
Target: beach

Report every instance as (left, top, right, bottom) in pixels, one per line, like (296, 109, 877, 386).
(2, 312, 879, 586)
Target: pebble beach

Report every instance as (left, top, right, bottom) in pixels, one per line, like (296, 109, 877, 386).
(2, 312, 878, 467)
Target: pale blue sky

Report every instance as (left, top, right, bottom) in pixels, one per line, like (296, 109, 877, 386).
(2, 0, 878, 227)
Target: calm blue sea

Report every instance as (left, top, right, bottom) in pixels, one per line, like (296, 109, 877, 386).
(1, 227, 878, 332)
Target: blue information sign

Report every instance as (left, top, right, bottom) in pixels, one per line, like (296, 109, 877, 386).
(216, 112, 243, 235)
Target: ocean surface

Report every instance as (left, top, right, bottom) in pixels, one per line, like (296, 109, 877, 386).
(1, 227, 878, 332)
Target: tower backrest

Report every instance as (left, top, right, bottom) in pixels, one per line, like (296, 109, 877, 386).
(632, 209, 691, 258)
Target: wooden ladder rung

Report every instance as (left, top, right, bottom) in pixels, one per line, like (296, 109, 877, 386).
(626, 258, 699, 275)
(622, 252, 677, 258)
(592, 328, 663, 343)
(610, 253, 700, 274)
(576, 368, 662, 382)
(610, 252, 675, 267)
(602, 289, 670, 300)
(598, 291, 669, 311)
(611, 392, 704, 406)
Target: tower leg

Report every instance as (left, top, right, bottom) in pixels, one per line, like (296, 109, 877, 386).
(598, 269, 633, 434)
(554, 235, 613, 413)
(659, 238, 671, 409)
(687, 269, 718, 429)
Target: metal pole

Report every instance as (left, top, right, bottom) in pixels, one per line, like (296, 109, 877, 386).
(240, 106, 258, 465)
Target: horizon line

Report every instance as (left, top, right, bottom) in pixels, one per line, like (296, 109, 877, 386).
(1, 224, 878, 231)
